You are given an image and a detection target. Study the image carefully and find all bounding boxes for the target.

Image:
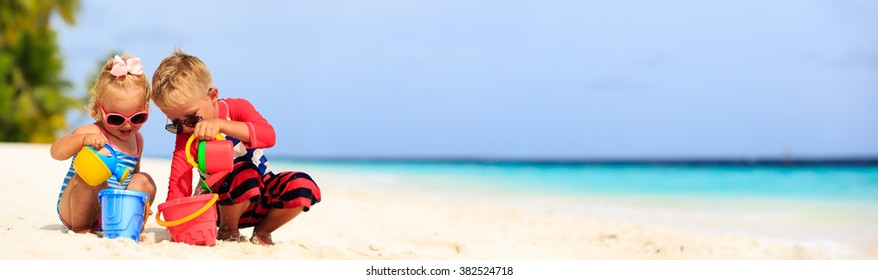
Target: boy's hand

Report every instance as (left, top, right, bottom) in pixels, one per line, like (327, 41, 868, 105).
(81, 133, 108, 151)
(193, 184, 209, 195)
(193, 119, 224, 141)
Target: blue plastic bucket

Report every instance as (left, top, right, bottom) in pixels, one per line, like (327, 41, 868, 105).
(98, 189, 150, 243)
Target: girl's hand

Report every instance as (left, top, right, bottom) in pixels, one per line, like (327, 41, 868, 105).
(193, 118, 224, 141)
(81, 133, 108, 151)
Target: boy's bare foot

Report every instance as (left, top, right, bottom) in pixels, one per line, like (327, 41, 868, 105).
(217, 226, 246, 242)
(250, 232, 274, 246)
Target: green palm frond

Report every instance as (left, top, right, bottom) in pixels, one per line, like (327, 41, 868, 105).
(0, 0, 81, 143)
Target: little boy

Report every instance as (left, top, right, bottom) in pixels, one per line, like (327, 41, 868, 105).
(150, 50, 321, 245)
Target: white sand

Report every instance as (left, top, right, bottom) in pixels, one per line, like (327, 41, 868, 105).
(0, 142, 875, 260)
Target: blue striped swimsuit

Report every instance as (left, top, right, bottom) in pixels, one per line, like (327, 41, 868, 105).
(56, 128, 141, 223)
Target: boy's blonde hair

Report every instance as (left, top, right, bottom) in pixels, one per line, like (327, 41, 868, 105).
(87, 54, 151, 121)
(151, 49, 214, 108)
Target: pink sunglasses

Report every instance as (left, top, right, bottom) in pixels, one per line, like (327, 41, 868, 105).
(100, 105, 149, 127)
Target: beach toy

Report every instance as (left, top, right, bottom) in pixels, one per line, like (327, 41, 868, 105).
(155, 194, 219, 246)
(185, 134, 233, 192)
(73, 144, 131, 187)
(98, 189, 150, 243)
(185, 134, 234, 174)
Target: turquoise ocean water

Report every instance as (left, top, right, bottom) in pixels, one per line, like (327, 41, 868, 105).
(272, 159, 878, 248)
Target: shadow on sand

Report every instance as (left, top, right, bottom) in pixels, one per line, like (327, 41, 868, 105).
(39, 224, 68, 232)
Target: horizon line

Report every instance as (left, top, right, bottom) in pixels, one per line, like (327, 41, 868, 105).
(255, 155, 878, 166)
(135, 150, 878, 166)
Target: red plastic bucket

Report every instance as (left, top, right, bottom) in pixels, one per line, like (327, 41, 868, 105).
(200, 140, 233, 174)
(156, 194, 218, 246)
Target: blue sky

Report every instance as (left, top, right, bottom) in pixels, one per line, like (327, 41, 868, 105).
(53, 0, 878, 159)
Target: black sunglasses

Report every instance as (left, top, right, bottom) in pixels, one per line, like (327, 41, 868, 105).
(164, 115, 203, 134)
(164, 88, 214, 134)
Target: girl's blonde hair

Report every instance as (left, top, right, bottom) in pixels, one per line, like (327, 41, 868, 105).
(86, 54, 151, 121)
(151, 49, 214, 108)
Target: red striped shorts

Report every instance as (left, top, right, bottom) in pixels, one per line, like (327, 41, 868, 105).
(210, 162, 321, 228)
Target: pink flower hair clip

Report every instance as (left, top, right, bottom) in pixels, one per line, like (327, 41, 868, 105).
(109, 55, 144, 77)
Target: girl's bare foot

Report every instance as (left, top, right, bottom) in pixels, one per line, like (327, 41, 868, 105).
(250, 232, 273, 246)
